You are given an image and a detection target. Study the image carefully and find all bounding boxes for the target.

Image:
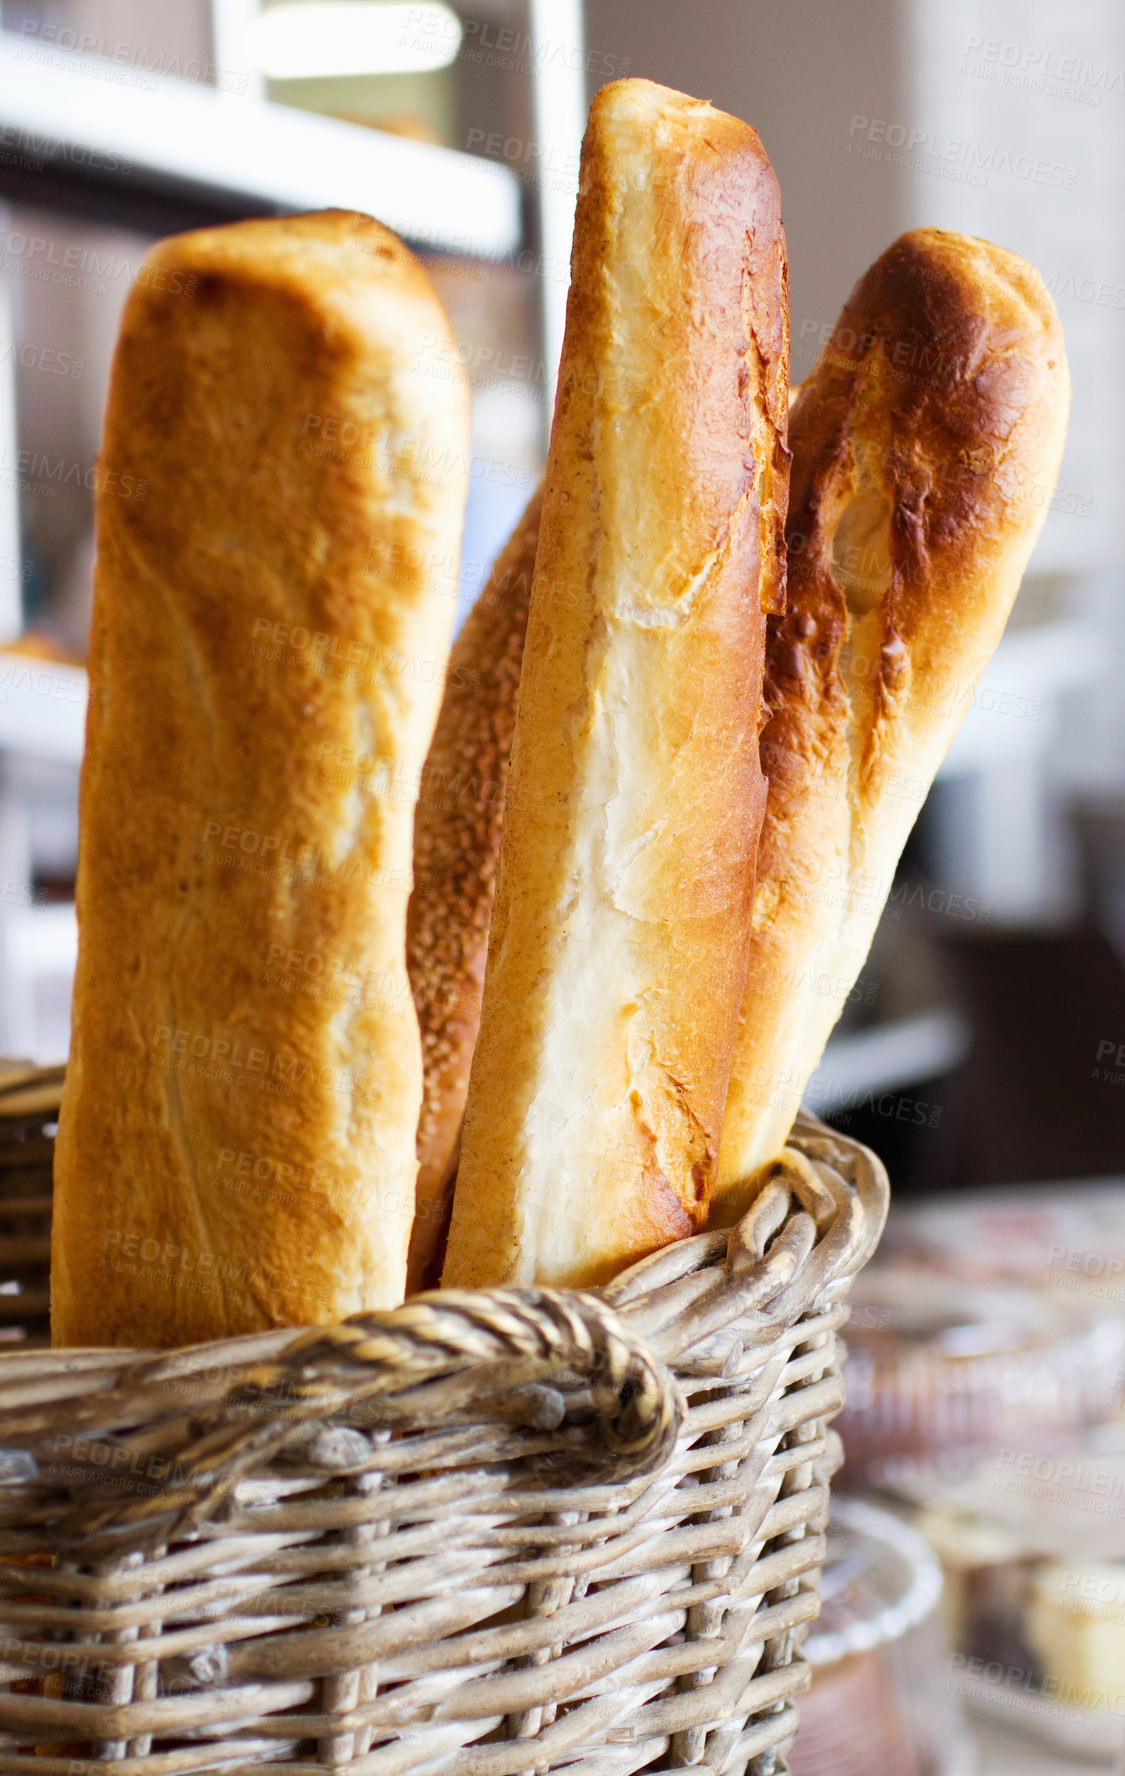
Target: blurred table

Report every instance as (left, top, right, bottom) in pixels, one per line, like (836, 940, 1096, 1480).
(972, 1719, 1125, 1773)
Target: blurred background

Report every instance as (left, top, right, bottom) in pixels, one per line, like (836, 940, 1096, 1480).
(0, 1, 1122, 1769)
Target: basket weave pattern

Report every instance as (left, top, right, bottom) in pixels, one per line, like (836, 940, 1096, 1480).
(0, 1071, 886, 1775)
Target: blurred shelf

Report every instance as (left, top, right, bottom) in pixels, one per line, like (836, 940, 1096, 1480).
(806, 1008, 971, 1109)
(0, 33, 521, 255)
(0, 653, 86, 766)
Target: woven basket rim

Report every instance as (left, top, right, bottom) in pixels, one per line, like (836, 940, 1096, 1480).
(0, 1072, 887, 1357)
(0, 1080, 887, 1515)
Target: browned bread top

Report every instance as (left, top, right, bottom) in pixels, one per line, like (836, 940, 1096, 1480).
(777, 227, 1068, 758)
(716, 229, 1069, 1200)
(443, 79, 789, 1289)
(52, 211, 470, 1346)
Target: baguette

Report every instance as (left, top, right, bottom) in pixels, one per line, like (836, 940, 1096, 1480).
(715, 228, 1069, 1210)
(406, 484, 542, 1291)
(442, 78, 790, 1290)
(52, 211, 469, 1346)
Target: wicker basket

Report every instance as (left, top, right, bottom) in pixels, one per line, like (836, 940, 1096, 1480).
(0, 1064, 886, 1775)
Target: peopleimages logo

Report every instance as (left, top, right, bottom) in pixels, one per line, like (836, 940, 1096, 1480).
(197, 819, 412, 895)
(0, 228, 197, 294)
(149, 1022, 412, 1117)
(0, 122, 130, 175)
(0, 340, 84, 378)
(1044, 267, 1125, 309)
(946, 1650, 1125, 1717)
(19, 16, 250, 88)
(1093, 1037, 1125, 1087)
(217, 1144, 344, 1194)
(959, 33, 1124, 107)
(299, 409, 532, 491)
(0, 446, 145, 503)
(0, 658, 85, 704)
(214, 1144, 409, 1217)
(846, 115, 1079, 189)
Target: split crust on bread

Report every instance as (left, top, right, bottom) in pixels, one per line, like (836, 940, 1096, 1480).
(716, 228, 1069, 1212)
(443, 78, 790, 1288)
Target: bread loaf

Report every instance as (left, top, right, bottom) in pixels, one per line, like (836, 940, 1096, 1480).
(442, 78, 790, 1290)
(715, 229, 1069, 1211)
(52, 211, 469, 1346)
(406, 484, 542, 1291)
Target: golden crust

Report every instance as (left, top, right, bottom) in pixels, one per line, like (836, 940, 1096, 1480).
(52, 211, 469, 1346)
(405, 486, 542, 1291)
(442, 79, 789, 1289)
(716, 228, 1070, 1208)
